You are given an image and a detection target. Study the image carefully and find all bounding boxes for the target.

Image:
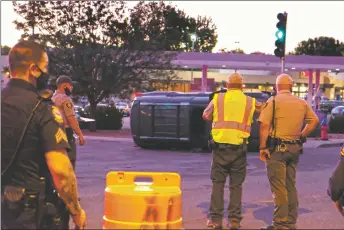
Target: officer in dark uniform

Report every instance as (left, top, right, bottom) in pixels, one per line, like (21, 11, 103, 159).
(1, 40, 86, 229)
(328, 147, 344, 217)
(258, 74, 319, 229)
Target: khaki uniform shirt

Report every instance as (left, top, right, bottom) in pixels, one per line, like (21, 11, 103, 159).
(258, 90, 319, 141)
(51, 90, 75, 128)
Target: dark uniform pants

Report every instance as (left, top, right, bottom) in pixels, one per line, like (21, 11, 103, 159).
(1, 198, 37, 229)
(62, 128, 77, 229)
(65, 127, 76, 169)
(209, 144, 247, 225)
(266, 144, 301, 229)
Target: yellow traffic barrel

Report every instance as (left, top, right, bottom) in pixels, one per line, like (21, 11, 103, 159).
(103, 171, 183, 229)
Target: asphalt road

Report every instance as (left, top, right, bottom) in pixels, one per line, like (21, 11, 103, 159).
(75, 139, 343, 229)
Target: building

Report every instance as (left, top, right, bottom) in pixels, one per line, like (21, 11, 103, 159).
(1, 52, 344, 100)
(165, 52, 344, 101)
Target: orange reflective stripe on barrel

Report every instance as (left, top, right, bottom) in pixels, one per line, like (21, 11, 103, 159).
(213, 93, 253, 133)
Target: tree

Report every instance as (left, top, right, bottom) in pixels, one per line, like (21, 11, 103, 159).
(129, 1, 218, 52)
(250, 51, 266, 55)
(1, 46, 11, 55)
(13, 1, 55, 41)
(293, 36, 344, 56)
(13, 1, 176, 119)
(218, 48, 245, 54)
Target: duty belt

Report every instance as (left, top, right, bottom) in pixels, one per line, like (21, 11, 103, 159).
(273, 138, 302, 145)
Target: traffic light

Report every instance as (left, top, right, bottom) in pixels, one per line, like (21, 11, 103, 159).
(274, 12, 288, 58)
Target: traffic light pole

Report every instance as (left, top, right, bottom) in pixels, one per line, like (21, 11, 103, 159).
(281, 57, 285, 73)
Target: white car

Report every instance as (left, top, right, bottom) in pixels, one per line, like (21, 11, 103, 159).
(115, 102, 130, 116)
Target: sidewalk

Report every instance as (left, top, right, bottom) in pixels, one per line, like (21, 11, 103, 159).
(83, 129, 343, 148)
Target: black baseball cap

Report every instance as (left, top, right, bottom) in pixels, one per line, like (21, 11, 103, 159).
(56, 75, 73, 86)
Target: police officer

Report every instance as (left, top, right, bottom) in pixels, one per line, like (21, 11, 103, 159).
(203, 73, 263, 229)
(327, 146, 344, 217)
(52, 75, 85, 169)
(258, 73, 319, 229)
(1, 40, 86, 229)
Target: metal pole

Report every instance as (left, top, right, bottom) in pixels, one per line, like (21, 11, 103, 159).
(281, 57, 285, 73)
(281, 12, 288, 74)
(191, 41, 195, 84)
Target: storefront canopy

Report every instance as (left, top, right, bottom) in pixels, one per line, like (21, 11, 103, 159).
(171, 52, 344, 72)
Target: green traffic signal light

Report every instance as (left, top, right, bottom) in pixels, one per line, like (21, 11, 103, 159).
(275, 31, 284, 40)
(274, 12, 288, 58)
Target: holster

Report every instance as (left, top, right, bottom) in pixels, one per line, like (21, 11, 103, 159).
(208, 139, 218, 151)
(266, 136, 278, 151)
(2, 177, 48, 228)
(65, 127, 75, 143)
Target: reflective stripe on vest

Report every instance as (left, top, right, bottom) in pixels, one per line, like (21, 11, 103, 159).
(212, 93, 253, 133)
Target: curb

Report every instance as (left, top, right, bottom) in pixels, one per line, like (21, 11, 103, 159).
(84, 136, 132, 142)
(317, 142, 343, 148)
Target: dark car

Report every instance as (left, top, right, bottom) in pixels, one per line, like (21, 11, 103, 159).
(329, 106, 344, 133)
(130, 91, 270, 152)
(320, 98, 344, 113)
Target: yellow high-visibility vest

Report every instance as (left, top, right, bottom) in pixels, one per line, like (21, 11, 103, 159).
(212, 90, 256, 145)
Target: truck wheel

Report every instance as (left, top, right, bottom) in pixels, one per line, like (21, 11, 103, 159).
(133, 137, 151, 149)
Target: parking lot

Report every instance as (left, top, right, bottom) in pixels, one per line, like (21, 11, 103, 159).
(76, 138, 343, 229)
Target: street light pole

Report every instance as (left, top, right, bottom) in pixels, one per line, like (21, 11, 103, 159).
(190, 33, 197, 84)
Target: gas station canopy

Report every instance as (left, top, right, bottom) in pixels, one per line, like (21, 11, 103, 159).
(171, 52, 344, 72)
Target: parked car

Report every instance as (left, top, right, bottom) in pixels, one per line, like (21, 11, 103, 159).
(115, 102, 130, 116)
(320, 98, 344, 113)
(329, 106, 344, 133)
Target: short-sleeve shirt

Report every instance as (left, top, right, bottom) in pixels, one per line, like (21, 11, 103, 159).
(258, 90, 319, 140)
(51, 91, 75, 128)
(1, 79, 70, 189)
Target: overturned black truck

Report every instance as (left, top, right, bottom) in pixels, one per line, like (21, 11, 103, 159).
(130, 91, 270, 152)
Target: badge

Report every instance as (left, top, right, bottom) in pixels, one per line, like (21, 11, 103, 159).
(51, 106, 64, 125)
(66, 102, 73, 109)
(55, 128, 68, 143)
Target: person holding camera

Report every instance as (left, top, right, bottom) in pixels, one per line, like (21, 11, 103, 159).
(1, 40, 86, 229)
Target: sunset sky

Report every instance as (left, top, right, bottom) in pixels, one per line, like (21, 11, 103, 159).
(1, 1, 344, 54)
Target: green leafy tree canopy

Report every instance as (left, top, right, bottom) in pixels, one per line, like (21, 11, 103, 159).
(293, 36, 344, 56)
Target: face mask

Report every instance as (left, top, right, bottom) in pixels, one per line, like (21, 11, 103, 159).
(64, 87, 71, 96)
(36, 72, 50, 91)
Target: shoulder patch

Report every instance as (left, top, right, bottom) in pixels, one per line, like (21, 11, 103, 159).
(50, 106, 64, 125)
(55, 128, 68, 143)
(65, 102, 73, 109)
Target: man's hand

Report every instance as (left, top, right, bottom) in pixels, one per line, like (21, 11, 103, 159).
(334, 200, 344, 217)
(72, 208, 87, 229)
(79, 135, 85, 146)
(259, 149, 271, 162)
